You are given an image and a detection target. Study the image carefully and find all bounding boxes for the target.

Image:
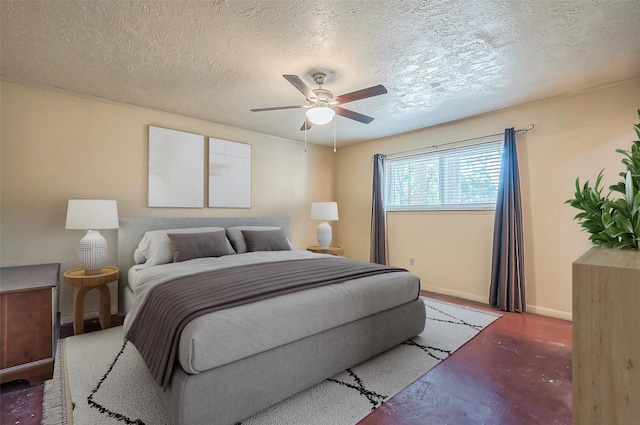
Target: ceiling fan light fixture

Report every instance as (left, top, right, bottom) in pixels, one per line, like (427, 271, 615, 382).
(306, 106, 335, 125)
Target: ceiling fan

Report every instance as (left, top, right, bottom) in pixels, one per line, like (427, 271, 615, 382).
(250, 72, 387, 131)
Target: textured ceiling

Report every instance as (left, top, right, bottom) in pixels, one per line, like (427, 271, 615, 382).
(1, 0, 639, 147)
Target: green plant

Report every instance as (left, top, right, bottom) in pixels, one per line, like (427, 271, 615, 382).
(566, 110, 640, 250)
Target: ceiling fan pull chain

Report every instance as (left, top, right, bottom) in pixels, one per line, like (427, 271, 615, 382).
(333, 120, 338, 152)
(304, 123, 307, 152)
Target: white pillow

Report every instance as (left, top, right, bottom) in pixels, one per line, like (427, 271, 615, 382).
(225, 226, 285, 254)
(133, 248, 147, 264)
(135, 227, 235, 265)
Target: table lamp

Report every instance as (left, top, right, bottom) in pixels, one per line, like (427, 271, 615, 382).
(65, 199, 119, 275)
(310, 202, 339, 248)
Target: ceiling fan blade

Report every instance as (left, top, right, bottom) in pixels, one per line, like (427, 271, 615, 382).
(335, 106, 375, 124)
(283, 75, 316, 100)
(300, 118, 313, 131)
(250, 105, 305, 112)
(335, 85, 387, 105)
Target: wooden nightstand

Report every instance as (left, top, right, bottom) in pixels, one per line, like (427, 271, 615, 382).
(0, 263, 60, 386)
(307, 245, 344, 256)
(63, 266, 119, 335)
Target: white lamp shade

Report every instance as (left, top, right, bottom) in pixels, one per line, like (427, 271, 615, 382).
(310, 202, 339, 221)
(306, 106, 335, 125)
(66, 199, 119, 230)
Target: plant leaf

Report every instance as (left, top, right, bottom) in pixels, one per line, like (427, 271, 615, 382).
(626, 170, 633, 211)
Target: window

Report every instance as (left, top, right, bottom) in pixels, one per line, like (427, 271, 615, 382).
(385, 141, 503, 210)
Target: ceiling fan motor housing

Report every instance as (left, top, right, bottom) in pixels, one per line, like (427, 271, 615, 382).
(311, 88, 335, 106)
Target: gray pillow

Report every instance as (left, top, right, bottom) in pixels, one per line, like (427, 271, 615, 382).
(242, 229, 291, 252)
(226, 226, 283, 253)
(135, 226, 233, 265)
(167, 231, 233, 262)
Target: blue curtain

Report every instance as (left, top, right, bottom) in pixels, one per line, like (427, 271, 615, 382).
(370, 154, 387, 265)
(489, 128, 526, 312)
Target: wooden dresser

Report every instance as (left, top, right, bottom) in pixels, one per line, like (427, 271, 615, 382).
(572, 247, 640, 425)
(0, 263, 60, 386)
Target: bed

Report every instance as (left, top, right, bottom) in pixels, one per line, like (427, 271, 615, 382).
(118, 217, 425, 425)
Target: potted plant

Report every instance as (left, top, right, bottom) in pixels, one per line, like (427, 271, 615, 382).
(566, 110, 640, 250)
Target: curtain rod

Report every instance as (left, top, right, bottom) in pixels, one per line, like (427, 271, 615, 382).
(376, 124, 535, 159)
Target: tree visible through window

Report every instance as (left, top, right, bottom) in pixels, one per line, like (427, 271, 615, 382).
(385, 141, 503, 210)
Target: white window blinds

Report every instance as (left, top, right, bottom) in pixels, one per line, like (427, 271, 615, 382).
(385, 141, 504, 210)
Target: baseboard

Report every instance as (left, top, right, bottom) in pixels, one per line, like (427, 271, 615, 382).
(60, 307, 119, 326)
(423, 284, 572, 321)
(422, 285, 489, 304)
(526, 305, 572, 321)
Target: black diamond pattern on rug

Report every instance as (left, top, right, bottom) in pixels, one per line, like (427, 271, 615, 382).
(88, 341, 147, 425)
(327, 368, 388, 410)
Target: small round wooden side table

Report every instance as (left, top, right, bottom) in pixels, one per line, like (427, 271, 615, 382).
(63, 266, 119, 335)
(306, 245, 344, 256)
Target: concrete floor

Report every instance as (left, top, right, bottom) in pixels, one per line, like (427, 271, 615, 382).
(358, 292, 572, 425)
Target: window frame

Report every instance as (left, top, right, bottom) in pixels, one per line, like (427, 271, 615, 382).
(384, 140, 504, 212)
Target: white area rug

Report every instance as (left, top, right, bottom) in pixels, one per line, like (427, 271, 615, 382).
(42, 298, 499, 425)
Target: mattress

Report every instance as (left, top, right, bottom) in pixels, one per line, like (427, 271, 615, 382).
(124, 250, 420, 375)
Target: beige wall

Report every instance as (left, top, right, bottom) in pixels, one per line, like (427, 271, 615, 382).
(334, 78, 640, 320)
(3, 78, 638, 323)
(0, 80, 334, 322)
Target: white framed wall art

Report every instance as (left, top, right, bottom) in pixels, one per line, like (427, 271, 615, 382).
(148, 126, 204, 208)
(208, 138, 251, 208)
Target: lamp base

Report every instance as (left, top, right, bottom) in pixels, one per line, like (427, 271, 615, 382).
(316, 221, 333, 249)
(78, 230, 107, 275)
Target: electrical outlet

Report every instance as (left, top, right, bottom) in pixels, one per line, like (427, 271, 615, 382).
(409, 257, 415, 266)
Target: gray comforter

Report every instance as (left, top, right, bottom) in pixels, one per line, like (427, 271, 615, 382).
(125, 256, 408, 389)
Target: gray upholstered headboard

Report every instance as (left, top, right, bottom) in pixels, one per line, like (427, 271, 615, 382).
(117, 216, 291, 304)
